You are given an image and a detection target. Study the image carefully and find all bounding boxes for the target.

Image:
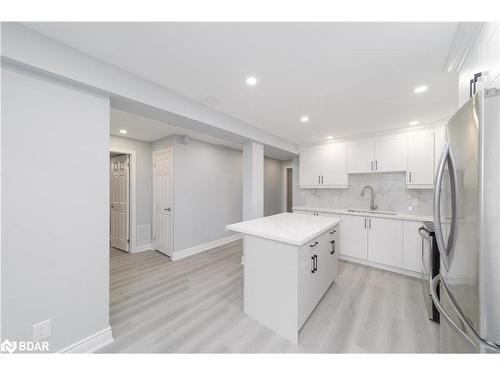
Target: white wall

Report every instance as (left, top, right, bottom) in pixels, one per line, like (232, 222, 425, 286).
(264, 157, 282, 216)
(1, 66, 111, 351)
(110, 135, 153, 246)
(459, 23, 500, 106)
(153, 136, 244, 253)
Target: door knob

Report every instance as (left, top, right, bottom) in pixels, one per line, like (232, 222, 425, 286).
(164, 207, 171, 211)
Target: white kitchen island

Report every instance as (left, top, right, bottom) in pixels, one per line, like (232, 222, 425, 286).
(226, 213, 341, 344)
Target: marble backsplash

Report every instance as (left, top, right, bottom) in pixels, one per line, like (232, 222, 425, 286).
(298, 172, 434, 216)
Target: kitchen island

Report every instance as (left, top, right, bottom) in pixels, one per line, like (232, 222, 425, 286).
(226, 213, 341, 344)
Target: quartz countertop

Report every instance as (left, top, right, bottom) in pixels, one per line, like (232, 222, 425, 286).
(226, 212, 341, 246)
(292, 206, 433, 222)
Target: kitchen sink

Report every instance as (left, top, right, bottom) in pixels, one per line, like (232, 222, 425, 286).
(347, 209, 397, 216)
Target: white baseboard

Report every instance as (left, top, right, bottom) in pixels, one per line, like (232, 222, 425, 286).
(171, 234, 242, 261)
(132, 242, 152, 253)
(339, 255, 422, 279)
(59, 326, 113, 353)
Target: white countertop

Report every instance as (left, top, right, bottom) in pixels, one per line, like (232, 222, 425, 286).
(226, 212, 341, 246)
(292, 206, 433, 222)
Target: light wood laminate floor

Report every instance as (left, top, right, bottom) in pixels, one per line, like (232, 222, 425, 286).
(101, 241, 439, 353)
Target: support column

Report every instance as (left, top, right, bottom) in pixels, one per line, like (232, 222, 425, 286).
(242, 142, 264, 221)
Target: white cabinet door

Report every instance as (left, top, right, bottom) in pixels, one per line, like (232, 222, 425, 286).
(402, 221, 423, 273)
(323, 228, 338, 290)
(367, 217, 403, 267)
(322, 142, 348, 186)
(298, 248, 314, 328)
(339, 215, 368, 259)
(374, 137, 406, 172)
(407, 131, 435, 187)
(347, 141, 374, 173)
(314, 231, 334, 297)
(299, 147, 322, 186)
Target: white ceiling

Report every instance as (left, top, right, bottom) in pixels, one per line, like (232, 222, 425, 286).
(110, 108, 242, 149)
(25, 22, 459, 144)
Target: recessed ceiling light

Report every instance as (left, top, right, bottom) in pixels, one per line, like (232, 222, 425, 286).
(414, 85, 428, 94)
(300, 116, 309, 123)
(410, 121, 419, 126)
(246, 76, 258, 86)
(327, 136, 333, 140)
(119, 129, 128, 134)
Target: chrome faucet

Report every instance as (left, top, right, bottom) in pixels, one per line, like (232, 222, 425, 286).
(361, 185, 378, 211)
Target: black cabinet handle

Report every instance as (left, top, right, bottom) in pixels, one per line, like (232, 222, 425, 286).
(311, 256, 315, 273)
(309, 241, 319, 248)
(330, 240, 336, 254)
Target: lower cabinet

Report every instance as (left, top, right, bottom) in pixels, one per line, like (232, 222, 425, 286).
(339, 215, 368, 259)
(367, 217, 403, 268)
(294, 208, 425, 276)
(298, 228, 338, 328)
(402, 221, 423, 272)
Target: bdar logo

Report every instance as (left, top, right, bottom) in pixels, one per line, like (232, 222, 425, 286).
(1, 339, 18, 354)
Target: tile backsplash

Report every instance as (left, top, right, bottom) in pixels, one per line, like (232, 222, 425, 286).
(298, 172, 434, 216)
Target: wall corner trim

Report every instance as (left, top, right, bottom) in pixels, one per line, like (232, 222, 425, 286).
(58, 327, 113, 353)
(444, 22, 484, 73)
(171, 234, 242, 261)
(133, 243, 153, 253)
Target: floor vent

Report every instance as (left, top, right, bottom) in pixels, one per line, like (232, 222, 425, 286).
(137, 224, 151, 245)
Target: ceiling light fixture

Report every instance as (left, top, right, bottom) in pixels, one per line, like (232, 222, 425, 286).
(119, 129, 128, 134)
(246, 76, 258, 86)
(414, 85, 428, 94)
(327, 136, 333, 140)
(410, 121, 419, 126)
(300, 116, 309, 123)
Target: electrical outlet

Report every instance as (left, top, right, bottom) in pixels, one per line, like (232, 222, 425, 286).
(33, 319, 51, 342)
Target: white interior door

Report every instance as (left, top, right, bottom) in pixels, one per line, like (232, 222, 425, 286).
(110, 154, 130, 251)
(153, 149, 173, 256)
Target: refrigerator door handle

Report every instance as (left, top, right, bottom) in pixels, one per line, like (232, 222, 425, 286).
(433, 142, 459, 271)
(431, 275, 500, 352)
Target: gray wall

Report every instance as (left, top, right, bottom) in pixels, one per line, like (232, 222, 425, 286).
(110, 136, 153, 245)
(264, 157, 283, 216)
(154, 136, 243, 252)
(1, 67, 110, 350)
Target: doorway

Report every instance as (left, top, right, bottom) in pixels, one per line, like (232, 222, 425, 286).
(109, 148, 137, 253)
(284, 167, 293, 213)
(153, 147, 174, 257)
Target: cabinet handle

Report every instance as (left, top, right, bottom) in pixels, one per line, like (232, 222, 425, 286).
(375, 160, 378, 170)
(371, 161, 373, 171)
(321, 175, 324, 184)
(369, 218, 372, 229)
(409, 171, 412, 183)
(314, 255, 318, 271)
(330, 230, 336, 235)
(364, 218, 367, 228)
(309, 241, 319, 248)
(318, 175, 321, 184)
(330, 240, 336, 254)
(311, 256, 315, 273)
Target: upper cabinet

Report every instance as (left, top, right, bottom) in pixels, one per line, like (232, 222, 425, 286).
(299, 142, 348, 188)
(300, 129, 438, 189)
(347, 137, 406, 174)
(346, 140, 374, 173)
(406, 130, 435, 188)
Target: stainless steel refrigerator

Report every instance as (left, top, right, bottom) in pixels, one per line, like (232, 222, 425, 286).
(431, 88, 500, 353)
